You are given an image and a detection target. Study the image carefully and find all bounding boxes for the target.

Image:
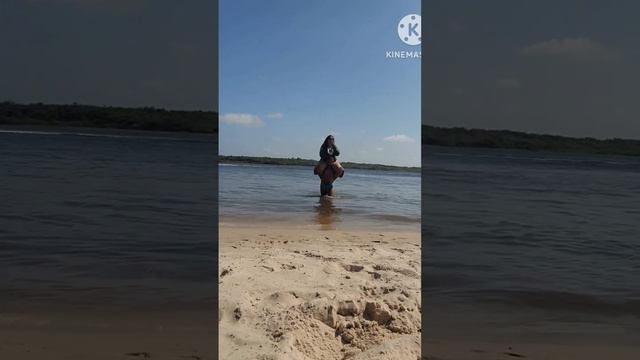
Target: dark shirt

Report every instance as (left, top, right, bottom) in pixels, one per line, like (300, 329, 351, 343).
(319, 144, 340, 161)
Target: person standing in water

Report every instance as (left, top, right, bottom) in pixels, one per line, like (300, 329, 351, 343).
(320, 163, 337, 196)
(314, 135, 344, 178)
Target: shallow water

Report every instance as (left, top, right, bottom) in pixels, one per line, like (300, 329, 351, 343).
(1, 129, 217, 309)
(423, 145, 640, 340)
(219, 163, 420, 231)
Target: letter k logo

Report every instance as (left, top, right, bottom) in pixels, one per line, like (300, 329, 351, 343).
(397, 14, 421, 46)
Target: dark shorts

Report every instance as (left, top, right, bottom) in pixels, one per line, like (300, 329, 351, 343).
(320, 183, 333, 194)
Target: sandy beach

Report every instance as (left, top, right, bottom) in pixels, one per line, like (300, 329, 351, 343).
(218, 223, 421, 360)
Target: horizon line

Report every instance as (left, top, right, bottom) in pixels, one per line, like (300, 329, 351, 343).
(3, 100, 640, 142)
(219, 154, 421, 169)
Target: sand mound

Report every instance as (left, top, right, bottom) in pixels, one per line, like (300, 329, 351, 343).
(219, 227, 421, 360)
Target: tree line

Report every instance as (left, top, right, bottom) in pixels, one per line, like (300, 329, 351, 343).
(3, 101, 640, 156)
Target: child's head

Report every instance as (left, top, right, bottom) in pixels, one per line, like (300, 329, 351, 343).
(324, 135, 335, 147)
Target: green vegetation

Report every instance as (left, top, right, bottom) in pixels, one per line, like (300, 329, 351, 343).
(219, 156, 420, 172)
(3, 101, 640, 156)
(423, 125, 640, 156)
(0, 101, 217, 133)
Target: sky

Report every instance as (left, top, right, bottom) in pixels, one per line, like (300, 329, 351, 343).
(219, 0, 422, 167)
(0, 0, 217, 110)
(424, 0, 640, 139)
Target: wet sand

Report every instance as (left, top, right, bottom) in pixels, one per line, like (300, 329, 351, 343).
(422, 302, 640, 359)
(218, 223, 421, 360)
(0, 309, 216, 360)
(423, 340, 640, 360)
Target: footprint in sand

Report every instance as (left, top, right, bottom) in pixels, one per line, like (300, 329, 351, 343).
(504, 351, 527, 358)
(125, 352, 151, 358)
(220, 268, 232, 277)
(343, 264, 364, 272)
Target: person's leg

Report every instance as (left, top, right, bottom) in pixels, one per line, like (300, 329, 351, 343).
(332, 160, 344, 177)
(320, 181, 334, 196)
(315, 160, 327, 176)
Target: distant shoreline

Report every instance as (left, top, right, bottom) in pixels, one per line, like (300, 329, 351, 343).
(219, 155, 420, 172)
(0, 101, 217, 133)
(424, 126, 640, 156)
(3, 101, 640, 156)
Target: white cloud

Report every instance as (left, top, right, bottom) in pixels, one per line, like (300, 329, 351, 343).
(220, 113, 264, 127)
(383, 134, 415, 143)
(497, 77, 521, 89)
(267, 112, 284, 119)
(376, 147, 384, 151)
(521, 38, 613, 59)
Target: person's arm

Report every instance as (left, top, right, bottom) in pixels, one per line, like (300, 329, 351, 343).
(332, 145, 340, 157)
(319, 146, 326, 159)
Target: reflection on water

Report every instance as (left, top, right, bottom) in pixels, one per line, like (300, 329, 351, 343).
(314, 196, 341, 230)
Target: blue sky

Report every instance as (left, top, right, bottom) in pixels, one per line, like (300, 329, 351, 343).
(219, 0, 421, 167)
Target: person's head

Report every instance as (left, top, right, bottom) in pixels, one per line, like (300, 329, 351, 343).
(323, 135, 335, 147)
